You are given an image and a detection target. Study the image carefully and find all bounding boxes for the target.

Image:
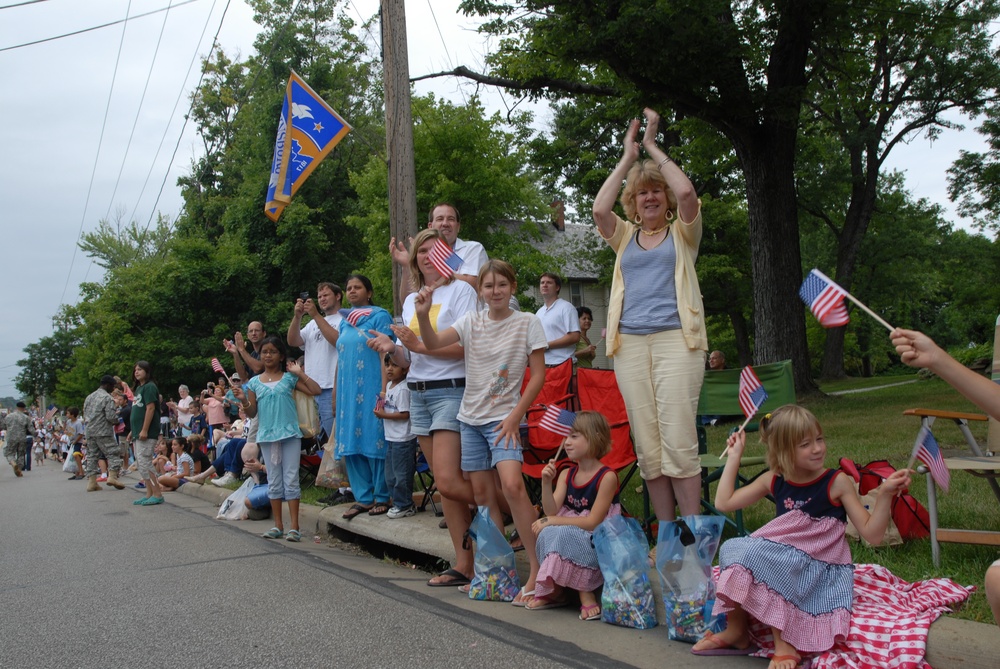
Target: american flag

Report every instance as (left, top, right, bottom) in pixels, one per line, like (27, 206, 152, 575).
(912, 427, 950, 492)
(799, 269, 850, 328)
(211, 357, 225, 375)
(339, 308, 372, 328)
(374, 394, 386, 412)
(427, 238, 464, 278)
(738, 365, 769, 419)
(538, 405, 576, 436)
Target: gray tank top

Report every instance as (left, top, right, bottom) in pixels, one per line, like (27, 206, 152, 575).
(619, 230, 681, 334)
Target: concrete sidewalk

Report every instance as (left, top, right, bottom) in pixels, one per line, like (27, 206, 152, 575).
(177, 481, 997, 668)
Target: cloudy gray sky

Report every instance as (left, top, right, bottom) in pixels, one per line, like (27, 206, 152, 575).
(0, 0, 988, 398)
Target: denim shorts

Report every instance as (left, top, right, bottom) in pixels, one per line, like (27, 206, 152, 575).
(460, 420, 523, 472)
(409, 385, 463, 436)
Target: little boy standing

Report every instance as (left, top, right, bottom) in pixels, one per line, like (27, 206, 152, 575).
(374, 355, 417, 519)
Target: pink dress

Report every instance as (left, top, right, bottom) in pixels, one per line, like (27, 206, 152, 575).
(534, 465, 621, 599)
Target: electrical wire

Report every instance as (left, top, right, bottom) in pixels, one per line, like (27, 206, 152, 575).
(59, 0, 135, 306)
(0, 0, 201, 52)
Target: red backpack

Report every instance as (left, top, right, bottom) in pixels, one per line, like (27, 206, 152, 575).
(839, 458, 930, 540)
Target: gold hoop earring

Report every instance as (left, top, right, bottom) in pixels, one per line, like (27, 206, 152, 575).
(665, 210, 675, 221)
(634, 213, 643, 226)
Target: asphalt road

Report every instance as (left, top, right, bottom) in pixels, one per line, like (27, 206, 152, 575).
(0, 462, 762, 669)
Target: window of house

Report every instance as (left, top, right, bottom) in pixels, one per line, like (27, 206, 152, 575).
(569, 281, 583, 307)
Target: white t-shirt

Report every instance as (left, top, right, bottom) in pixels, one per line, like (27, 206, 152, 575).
(454, 238, 489, 278)
(536, 298, 581, 365)
(401, 280, 479, 382)
(300, 314, 342, 389)
(176, 396, 194, 427)
(453, 310, 547, 425)
(382, 380, 414, 442)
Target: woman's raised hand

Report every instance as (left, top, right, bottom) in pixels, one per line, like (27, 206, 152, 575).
(641, 107, 661, 148)
(414, 284, 435, 313)
(622, 117, 641, 164)
(286, 360, 303, 375)
(389, 237, 411, 266)
(390, 324, 419, 350)
(367, 331, 396, 354)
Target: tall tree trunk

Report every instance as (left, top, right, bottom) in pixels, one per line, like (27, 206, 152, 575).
(736, 134, 817, 394)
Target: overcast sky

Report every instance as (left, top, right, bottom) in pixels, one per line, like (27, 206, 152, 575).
(0, 0, 989, 398)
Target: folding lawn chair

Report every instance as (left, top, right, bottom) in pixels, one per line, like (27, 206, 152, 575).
(415, 448, 441, 516)
(576, 367, 640, 517)
(696, 359, 795, 535)
(520, 359, 575, 503)
(904, 314, 1000, 566)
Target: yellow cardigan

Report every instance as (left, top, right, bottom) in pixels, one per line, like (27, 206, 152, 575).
(599, 205, 708, 358)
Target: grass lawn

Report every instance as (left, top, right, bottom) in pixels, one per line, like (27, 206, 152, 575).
(686, 374, 998, 624)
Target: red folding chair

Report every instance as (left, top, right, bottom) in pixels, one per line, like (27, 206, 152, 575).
(576, 367, 639, 515)
(520, 359, 575, 503)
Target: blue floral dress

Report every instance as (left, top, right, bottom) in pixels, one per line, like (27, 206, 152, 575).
(334, 306, 394, 459)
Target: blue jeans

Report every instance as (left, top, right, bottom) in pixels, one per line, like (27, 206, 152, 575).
(212, 438, 247, 475)
(261, 437, 301, 501)
(316, 388, 334, 441)
(385, 438, 418, 510)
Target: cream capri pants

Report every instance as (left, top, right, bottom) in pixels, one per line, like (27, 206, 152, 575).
(614, 329, 705, 480)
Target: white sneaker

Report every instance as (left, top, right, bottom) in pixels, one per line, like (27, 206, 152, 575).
(387, 506, 416, 519)
(211, 472, 237, 487)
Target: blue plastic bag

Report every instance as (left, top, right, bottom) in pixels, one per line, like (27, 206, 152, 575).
(656, 515, 725, 642)
(467, 506, 520, 602)
(593, 515, 657, 629)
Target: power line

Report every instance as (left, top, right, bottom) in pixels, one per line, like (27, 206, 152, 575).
(59, 0, 135, 307)
(131, 0, 231, 264)
(0, 0, 53, 9)
(0, 0, 201, 52)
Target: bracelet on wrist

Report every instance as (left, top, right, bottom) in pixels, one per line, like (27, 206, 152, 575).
(657, 156, 673, 170)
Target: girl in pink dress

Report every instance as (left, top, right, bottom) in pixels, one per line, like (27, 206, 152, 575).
(692, 405, 911, 669)
(527, 411, 621, 621)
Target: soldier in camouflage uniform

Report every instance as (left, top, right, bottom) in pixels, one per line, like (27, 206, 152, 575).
(1, 401, 35, 477)
(83, 375, 125, 491)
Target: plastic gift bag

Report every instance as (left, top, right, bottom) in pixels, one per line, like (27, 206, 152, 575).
(62, 455, 78, 474)
(656, 515, 725, 642)
(294, 389, 320, 439)
(315, 430, 349, 490)
(467, 506, 521, 602)
(216, 477, 254, 520)
(593, 515, 657, 629)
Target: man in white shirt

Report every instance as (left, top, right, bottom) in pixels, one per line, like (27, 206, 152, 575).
(391, 202, 489, 292)
(287, 282, 343, 440)
(535, 272, 580, 366)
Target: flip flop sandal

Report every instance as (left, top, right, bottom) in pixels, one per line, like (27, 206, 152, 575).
(342, 503, 371, 521)
(579, 604, 602, 621)
(691, 631, 758, 657)
(526, 596, 568, 611)
(426, 568, 471, 587)
(511, 587, 535, 607)
(368, 503, 391, 516)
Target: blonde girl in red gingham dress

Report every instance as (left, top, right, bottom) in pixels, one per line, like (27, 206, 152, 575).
(691, 405, 911, 669)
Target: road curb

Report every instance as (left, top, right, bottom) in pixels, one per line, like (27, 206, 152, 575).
(177, 481, 998, 667)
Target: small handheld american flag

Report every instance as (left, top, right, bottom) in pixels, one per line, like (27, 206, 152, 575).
(911, 427, 950, 492)
(737, 365, 768, 419)
(799, 269, 850, 328)
(428, 238, 464, 278)
(211, 358, 225, 375)
(339, 308, 372, 328)
(538, 405, 576, 437)
(374, 394, 386, 412)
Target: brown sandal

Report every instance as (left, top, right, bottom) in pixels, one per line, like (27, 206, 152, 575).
(368, 502, 391, 516)
(342, 503, 371, 520)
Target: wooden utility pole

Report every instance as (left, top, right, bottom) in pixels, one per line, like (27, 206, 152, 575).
(381, 0, 418, 317)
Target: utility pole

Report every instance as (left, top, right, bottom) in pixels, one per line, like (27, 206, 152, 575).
(381, 0, 418, 317)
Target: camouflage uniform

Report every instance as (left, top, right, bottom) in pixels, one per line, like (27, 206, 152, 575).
(83, 386, 123, 477)
(1, 410, 34, 468)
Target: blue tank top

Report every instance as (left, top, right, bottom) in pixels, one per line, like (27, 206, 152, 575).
(771, 468, 846, 522)
(564, 465, 620, 512)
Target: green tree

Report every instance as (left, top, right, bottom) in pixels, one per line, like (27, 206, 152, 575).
(15, 308, 81, 402)
(456, 0, 1000, 390)
(949, 104, 1000, 229)
(78, 208, 172, 271)
(348, 94, 549, 305)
